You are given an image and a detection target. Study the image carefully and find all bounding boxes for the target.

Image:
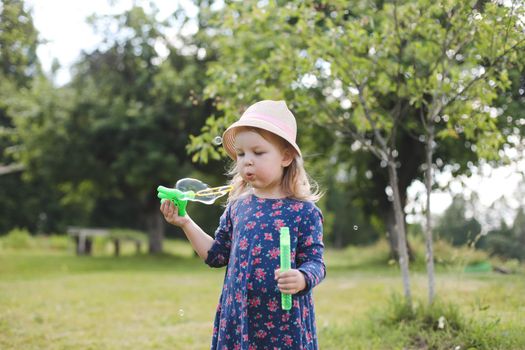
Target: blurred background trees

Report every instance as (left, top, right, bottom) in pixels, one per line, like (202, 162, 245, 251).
(0, 0, 53, 234)
(1, 0, 524, 261)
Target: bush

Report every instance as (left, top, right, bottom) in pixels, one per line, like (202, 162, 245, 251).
(1, 227, 34, 249)
(484, 234, 525, 262)
(34, 234, 70, 251)
(410, 233, 491, 270)
(371, 293, 519, 350)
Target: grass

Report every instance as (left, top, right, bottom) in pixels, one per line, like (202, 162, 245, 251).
(0, 237, 524, 349)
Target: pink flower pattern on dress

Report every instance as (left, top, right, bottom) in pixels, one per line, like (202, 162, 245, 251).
(205, 194, 325, 350)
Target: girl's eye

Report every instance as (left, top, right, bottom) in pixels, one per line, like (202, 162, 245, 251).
(237, 153, 245, 157)
(254, 151, 265, 155)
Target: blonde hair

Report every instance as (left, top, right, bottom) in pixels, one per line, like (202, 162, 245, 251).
(225, 127, 322, 204)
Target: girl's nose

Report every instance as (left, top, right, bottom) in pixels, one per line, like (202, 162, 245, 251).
(243, 156, 254, 166)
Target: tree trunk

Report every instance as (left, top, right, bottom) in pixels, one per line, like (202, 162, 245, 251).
(147, 210, 164, 254)
(425, 127, 436, 304)
(371, 131, 422, 260)
(386, 202, 414, 261)
(386, 207, 398, 256)
(388, 161, 412, 308)
(114, 239, 120, 257)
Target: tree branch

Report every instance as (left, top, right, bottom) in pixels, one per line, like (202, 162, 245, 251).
(0, 163, 25, 176)
(315, 100, 385, 160)
(351, 77, 389, 154)
(438, 37, 525, 115)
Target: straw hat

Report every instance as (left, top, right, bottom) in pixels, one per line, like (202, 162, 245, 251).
(222, 100, 302, 160)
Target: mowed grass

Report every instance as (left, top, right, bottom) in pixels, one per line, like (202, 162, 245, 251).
(1, 239, 524, 349)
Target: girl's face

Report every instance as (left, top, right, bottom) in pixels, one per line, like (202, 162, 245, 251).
(234, 129, 293, 198)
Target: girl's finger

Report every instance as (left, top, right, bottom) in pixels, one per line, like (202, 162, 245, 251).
(277, 270, 296, 279)
(278, 272, 298, 280)
(278, 284, 297, 292)
(278, 278, 297, 288)
(278, 276, 297, 284)
(279, 286, 296, 294)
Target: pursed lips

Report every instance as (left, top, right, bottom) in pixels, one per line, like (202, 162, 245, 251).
(244, 171, 255, 181)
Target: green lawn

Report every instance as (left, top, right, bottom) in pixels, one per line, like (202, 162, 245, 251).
(1, 240, 524, 349)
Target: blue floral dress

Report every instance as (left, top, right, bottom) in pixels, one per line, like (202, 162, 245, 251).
(205, 194, 326, 350)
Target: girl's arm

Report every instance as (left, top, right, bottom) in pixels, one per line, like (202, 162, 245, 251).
(295, 204, 326, 295)
(180, 217, 214, 260)
(203, 204, 233, 267)
(160, 200, 213, 260)
(160, 199, 233, 267)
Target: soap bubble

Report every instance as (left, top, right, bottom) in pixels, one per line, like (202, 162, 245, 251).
(353, 225, 358, 230)
(179, 309, 185, 317)
(158, 178, 233, 206)
(175, 178, 231, 204)
(212, 136, 223, 146)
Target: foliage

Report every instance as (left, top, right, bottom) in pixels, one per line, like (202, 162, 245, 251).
(514, 207, 525, 244)
(1, 227, 33, 249)
(64, 5, 221, 231)
(326, 238, 393, 270)
(33, 234, 70, 251)
(321, 235, 508, 273)
(323, 170, 382, 247)
(435, 195, 482, 246)
(4, 76, 80, 232)
(371, 293, 519, 350)
(0, 1, 65, 233)
(481, 207, 525, 261)
(0, 231, 72, 251)
(408, 230, 490, 270)
(188, 0, 525, 253)
(0, 0, 40, 87)
(2, 0, 524, 255)
(4, 3, 224, 252)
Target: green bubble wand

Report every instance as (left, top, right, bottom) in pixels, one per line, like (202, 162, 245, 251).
(157, 178, 233, 216)
(280, 226, 292, 311)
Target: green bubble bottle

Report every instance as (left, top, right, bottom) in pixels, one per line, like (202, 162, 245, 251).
(280, 227, 292, 311)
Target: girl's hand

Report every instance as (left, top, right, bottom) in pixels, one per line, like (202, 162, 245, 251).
(274, 268, 306, 295)
(160, 200, 190, 227)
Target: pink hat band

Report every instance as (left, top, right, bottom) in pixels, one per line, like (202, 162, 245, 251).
(222, 100, 302, 160)
(242, 114, 296, 141)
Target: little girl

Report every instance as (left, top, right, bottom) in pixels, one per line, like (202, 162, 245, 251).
(160, 100, 326, 349)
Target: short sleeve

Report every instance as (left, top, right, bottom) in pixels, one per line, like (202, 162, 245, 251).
(204, 204, 233, 268)
(295, 204, 326, 296)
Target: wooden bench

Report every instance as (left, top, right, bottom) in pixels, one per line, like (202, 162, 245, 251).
(68, 227, 145, 256)
(68, 227, 108, 255)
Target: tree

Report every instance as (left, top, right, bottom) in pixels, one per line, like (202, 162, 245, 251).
(0, 0, 62, 234)
(436, 196, 482, 246)
(0, 0, 38, 175)
(66, 5, 220, 253)
(513, 207, 525, 248)
(9, 4, 222, 250)
(188, 0, 525, 307)
(0, 0, 39, 86)
(484, 207, 525, 261)
(0, 0, 40, 168)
